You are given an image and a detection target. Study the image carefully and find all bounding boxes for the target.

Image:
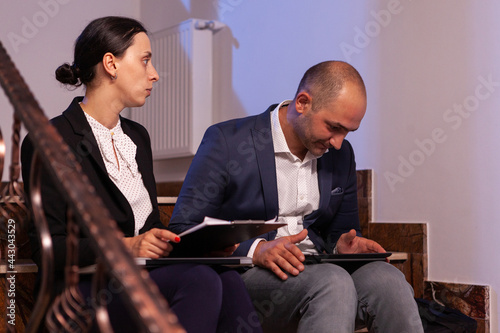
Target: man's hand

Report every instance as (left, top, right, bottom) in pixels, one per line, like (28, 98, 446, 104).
(253, 229, 308, 280)
(336, 229, 385, 254)
(123, 228, 180, 258)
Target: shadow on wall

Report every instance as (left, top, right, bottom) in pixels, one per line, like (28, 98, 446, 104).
(143, 0, 248, 182)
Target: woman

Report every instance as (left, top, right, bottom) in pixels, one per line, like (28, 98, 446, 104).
(21, 16, 261, 333)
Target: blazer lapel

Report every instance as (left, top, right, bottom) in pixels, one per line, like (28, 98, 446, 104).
(121, 119, 157, 206)
(317, 152, 334, 212)
(301, 152, 333, 252)
(303, 151, 333, 228)
(62, 97, 135, 235)
(252, 107, 279, 220)
(62, 97, 107, 173)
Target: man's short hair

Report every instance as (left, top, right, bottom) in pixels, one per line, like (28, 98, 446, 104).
(294, 61, 366, 111)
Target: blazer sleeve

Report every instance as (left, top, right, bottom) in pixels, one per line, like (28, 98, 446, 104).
(168, 124, 229, 234)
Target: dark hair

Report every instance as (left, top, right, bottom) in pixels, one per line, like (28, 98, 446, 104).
(294, 61, 366, 110)
(55, 16, 147, 87)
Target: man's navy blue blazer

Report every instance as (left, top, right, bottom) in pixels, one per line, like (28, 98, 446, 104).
(169, 104, 362, 256)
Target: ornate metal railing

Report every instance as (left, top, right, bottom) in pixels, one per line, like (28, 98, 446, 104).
(0, 41, 185, 332)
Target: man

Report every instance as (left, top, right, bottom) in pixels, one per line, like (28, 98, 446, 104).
(169, 61, 423, 332)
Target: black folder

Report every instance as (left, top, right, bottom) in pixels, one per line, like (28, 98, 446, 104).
(303, 252, 391, 264)
(303, 252, 392, 273)
(170, 217, 285, 257)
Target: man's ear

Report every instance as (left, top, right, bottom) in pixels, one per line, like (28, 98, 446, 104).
(102, 52, 117, 77)
(295, 91, 313, 114)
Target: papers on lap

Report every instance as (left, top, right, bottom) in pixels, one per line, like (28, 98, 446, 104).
(170, 216, 285, 257)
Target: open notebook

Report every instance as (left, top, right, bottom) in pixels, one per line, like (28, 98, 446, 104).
(170, 216, 284, 256)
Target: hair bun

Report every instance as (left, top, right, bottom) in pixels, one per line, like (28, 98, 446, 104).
(55, 63, 80, 86)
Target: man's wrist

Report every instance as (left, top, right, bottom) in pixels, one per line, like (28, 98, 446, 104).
(247, 238, 266, 258)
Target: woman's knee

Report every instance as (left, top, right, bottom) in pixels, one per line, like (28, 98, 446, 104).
(218, 269, 247, 290)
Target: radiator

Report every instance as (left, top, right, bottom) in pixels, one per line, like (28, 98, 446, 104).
(129, 19, 223, 159)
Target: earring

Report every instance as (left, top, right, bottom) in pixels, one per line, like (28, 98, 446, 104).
(111, 73, 117, 80)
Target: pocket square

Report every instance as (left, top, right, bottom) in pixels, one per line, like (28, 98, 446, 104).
(331, 187, 343, 194)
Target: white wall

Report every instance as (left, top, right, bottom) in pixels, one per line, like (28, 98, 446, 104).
(0, 0, 140, 179)
(142, 0, 500, 331)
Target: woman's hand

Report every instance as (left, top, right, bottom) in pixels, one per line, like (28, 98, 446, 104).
(123, 228, 180, 258)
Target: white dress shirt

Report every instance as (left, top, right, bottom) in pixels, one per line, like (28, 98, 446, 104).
(247, 100, 324, 257)
(84, 111, 152, 236)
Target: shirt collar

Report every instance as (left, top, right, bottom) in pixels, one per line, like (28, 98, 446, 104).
(83, 111, 122, 135)
(270, 100, 292, 154)
(83, 110, 139, 178)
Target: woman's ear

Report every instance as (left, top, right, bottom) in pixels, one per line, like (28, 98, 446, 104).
(102, 52, 117, 78)
(295, 91, 313, 114)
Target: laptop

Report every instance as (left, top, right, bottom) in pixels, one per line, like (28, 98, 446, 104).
(137, 256, 253, 268)
(79, 256, 253, 274)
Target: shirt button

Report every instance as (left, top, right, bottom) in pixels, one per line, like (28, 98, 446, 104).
(300, 195, 304, 200)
